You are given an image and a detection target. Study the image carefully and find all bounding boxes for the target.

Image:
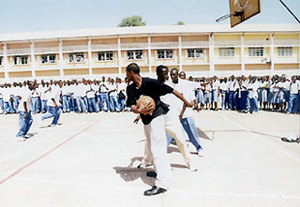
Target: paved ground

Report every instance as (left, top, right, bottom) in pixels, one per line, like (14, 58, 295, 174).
(0, 110, 299, 207)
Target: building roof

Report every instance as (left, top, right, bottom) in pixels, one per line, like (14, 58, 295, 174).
(0, 24, 299, 42)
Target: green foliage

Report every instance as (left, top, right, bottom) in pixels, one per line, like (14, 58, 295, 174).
(176, 21, 185, 25)
(118, 15, 146, 27)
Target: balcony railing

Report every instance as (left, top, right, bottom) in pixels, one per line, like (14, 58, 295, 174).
(34, 47, 59, 54)
(121, 43, 148, 50)
(181, 41, 209, 48)
(214, 40, 241, 47)
(244, 40, 270, 46)
(91, 44, 118, 51)
(151, 42, 179, 49)
(62, 45, 88, 52)
(7, 48, 31, 55)
(274, 40, 299, 46)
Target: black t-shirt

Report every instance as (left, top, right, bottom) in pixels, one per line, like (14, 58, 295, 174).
(126, 77, 174, 125)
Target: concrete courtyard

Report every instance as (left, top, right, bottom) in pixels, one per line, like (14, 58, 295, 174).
(0, 110, 299, 207)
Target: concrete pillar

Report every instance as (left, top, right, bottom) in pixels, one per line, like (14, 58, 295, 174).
(270, 33, 275, 75)
(117, 36, 122, 76)
(31, 42, 36, 78)
(59, 40, 64, 77)
(241, 33, 245, 75)
(178, 35, 182, 72)
(148, 35, 152, 73)
(209, 33, 215, 76)
(3, 44, 9, 80)
(88, 38, 93, 77)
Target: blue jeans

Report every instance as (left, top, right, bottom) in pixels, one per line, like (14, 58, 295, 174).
(16, 111, 33, 137)
(14, 96, 20, 112)
(181, 117, 202, 151)
(41, 99, 48, 113)
(288, 94, 299, 113)
(41, 106, 61, 125)
(31, 97, 41, 113)
(62, 95, 70, 112)
(69, 95, 75, 112)
(4, 101, 14, 113)
(88, 97, 97, 112)
(0, 98, 5, 113)
(240, 91, 248, 111)
(118, 98, 125, 111)
(229, 91, 237, 110)
(75, 97, 87, 112)
(221, 91, 227, 109)
(249, 98, 259, 113)
(109, 95, 119, 112)
(99, 93, 110, 111)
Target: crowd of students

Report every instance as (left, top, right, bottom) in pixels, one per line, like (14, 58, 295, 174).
(0, 74, 299, 116)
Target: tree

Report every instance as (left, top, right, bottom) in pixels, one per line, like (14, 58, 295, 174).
(118, 15, 146, 27)
(175, 21, 185, 25)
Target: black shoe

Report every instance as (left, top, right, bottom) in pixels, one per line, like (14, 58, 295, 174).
(144, 186, 167, 196)
(146, 171, 157, 178)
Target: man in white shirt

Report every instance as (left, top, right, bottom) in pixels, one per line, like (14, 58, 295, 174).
(62, 81, 70, 113)
(3, 84, 14, 114)
(177, 70, 204, 156)
(228, 76, 239, 110)
(99, 76, 110, 112)
(108, 79, 119, 112)
(41, 80, 63, 127)
(247, 77, 260, 114)
(239, 75, 249, 112)
(31, 84, 41, 114)
(16, 81, 35, 141)
(117, 78, 127, 111)
(86, 80, 97, 112)
(288, 76, 300, 114)
(211, 76, 220, 110)
(220, 77, 229, 110)
(0, 85, 5, 114)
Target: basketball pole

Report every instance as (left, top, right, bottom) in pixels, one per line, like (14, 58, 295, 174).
(278, 0, 300, 24)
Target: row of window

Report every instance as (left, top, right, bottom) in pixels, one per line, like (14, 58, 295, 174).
(219, 47, 293, 57)
(0, 47, 294, 66)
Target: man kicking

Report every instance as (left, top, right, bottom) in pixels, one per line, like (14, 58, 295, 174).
(126, 63, 193, 196)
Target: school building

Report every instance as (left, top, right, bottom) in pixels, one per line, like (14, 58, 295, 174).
(0, 24, 299, 81)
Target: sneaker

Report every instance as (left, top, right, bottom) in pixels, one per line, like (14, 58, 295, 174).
(137, 163, 152, 169)
(22, 135, 30, 139)
(197, 148, 205, 157)
(187, 163, 198, 172)
(16, 137, 26, 142)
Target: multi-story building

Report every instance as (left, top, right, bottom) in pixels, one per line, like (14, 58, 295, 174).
(0, 24, 299, 81)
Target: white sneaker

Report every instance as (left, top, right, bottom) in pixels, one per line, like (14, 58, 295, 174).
(187, 164, 198, 172)
(16, 137, 26, 142)
(197, 148, 205, 157)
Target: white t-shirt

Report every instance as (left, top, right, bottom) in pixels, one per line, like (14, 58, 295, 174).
(212, 80, 220, 90)
(18, 88, 32, 112)
(47, 86, 62, 107)
(290, 81, 300, 94)
(182, 84, 196, 118)
(108, 84, 117, 96)
(220, 82, 228, 91)
(13, 86, 22, 97)
(86, 84, 95, 98)
(2, 88, 11, 102)
(229, 80, 239, 91)
(248, 82, 259, 98)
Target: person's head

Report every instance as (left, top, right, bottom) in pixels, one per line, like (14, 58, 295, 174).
(101, 76, 105, 82)
(179, 71, 186, 80)
(156, 65, 169, 82)
(58, 80, 63, 88)
(27, 81, 35, 91)
(224, 77, 228, 82)
(170, 68, 179, 84)
(188, 76, 193, 81)
(126, 63, 140, 81)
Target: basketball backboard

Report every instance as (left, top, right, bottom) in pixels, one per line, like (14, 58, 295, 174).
(229, 0, 261, 27)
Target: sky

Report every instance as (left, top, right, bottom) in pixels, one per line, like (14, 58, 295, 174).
(0, 0, 299, 34)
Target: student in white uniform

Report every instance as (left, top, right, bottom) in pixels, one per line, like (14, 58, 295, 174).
(117, 78, 127, 111)
(211, 76, 220, 110)
(86, 80, 97, 112)
(220, 77, 229, 110)
(16, 81, 35, 141)
(108, 79, 119, 112)
(288, 76, 300, 114)
(0, 85, 5, 114)
(247, 77, 259, 114)
(41, 81, 63, 127)
(126, 63, 193, 196)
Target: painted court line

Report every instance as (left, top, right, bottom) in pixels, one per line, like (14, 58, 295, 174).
(0, 120, 99, 185)
(215, 112, 300, 163)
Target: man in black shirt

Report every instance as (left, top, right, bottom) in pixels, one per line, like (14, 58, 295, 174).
(126, 63, 192, 196)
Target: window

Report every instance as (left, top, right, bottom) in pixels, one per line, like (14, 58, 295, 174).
(0, 57, 2, 65)
(278, 47, 292, 56)
(157, 50, 173, 59)
(14, 56, 28, 65)
(41, 54, 56, 64)
(127, 50, 143, 60)
(249, 47, 264, 57)
(187, 49, 204, 58)
(98, 51, 113, 61)
(219, 48, 234, 57)
(69, 53, 84, 63)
